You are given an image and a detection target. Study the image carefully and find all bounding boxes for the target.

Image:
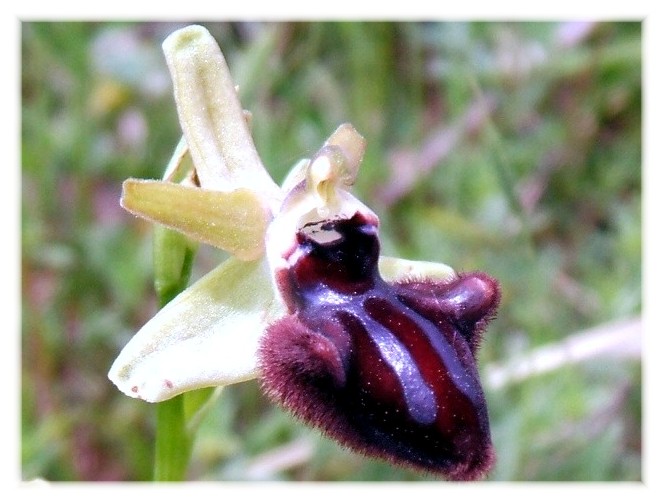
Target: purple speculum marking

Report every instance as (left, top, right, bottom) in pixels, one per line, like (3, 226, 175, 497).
(259, 212, 500, 481)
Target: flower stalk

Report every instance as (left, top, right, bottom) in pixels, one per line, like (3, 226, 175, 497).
(154, 394, 190, 481)
(152, 225, 196, 481)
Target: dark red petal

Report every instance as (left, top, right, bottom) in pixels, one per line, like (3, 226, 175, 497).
(394, 272, 501, 355)
(259, 213, 500, 480)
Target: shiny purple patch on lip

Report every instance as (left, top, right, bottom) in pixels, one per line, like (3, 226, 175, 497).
(258, 212, 500, 480)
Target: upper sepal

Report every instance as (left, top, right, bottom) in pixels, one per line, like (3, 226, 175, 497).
(162, 25, 280, 205)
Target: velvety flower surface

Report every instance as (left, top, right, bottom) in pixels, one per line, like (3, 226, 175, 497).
(108, 24, 500, 481)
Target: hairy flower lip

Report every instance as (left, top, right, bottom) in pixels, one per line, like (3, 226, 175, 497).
(259, 201, 500, 481)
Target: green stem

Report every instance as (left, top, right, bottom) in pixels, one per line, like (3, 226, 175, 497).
(154, 395, 191, 481)
(152, 225, 197, 481)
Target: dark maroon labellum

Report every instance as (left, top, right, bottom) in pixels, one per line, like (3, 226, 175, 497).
(258, 212, 500, 480)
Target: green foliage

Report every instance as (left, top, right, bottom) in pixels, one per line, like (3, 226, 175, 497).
(21, 21, 641, 481)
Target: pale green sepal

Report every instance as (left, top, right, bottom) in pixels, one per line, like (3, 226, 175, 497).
(108, 257, 286, 403)
(121, 179, 269, 261)
(378, 256, 456, 283)
(162, 25, 280, 206)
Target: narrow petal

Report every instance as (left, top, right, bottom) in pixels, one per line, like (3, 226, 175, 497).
(378, 256, 456, 283)
(121, 179, 270, 261)
(162, 25, 280, 206)
(108, 257, 285, 402)
(278, 124, 365, 195)
(161, 136, 194, 184)
(322, 123, 366, 186)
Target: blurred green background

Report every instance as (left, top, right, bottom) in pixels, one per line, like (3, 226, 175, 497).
(21, 21, 641, 481)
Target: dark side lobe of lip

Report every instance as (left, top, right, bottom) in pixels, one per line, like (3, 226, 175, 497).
(258, 213, 500, 480)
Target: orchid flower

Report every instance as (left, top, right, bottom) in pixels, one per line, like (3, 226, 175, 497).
(108, 25, 500, 481)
